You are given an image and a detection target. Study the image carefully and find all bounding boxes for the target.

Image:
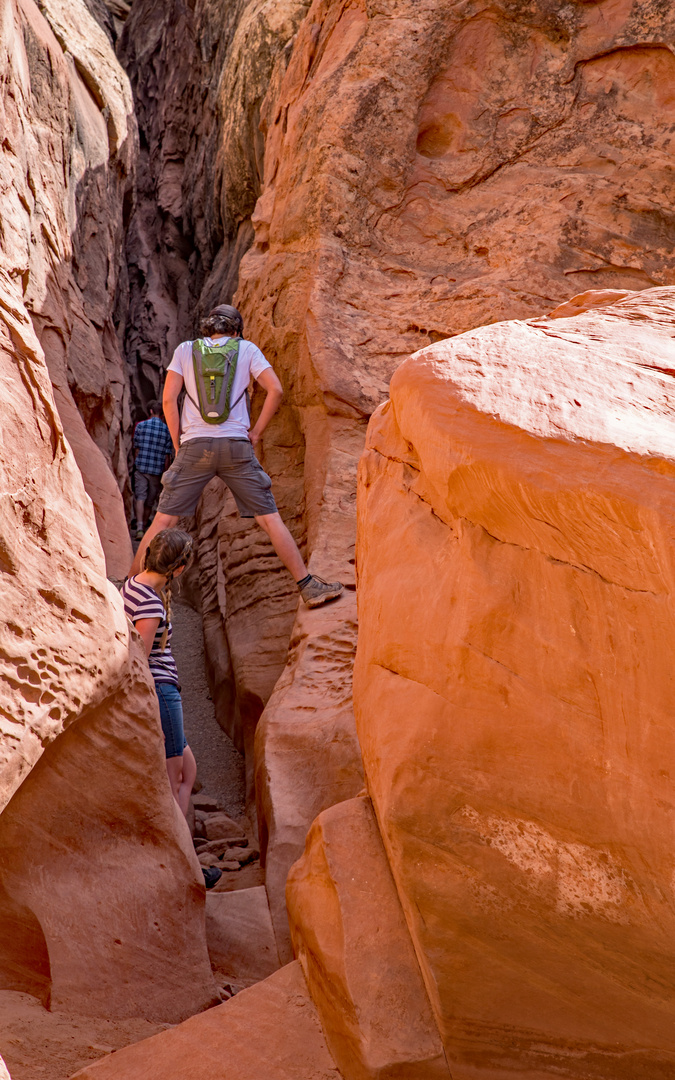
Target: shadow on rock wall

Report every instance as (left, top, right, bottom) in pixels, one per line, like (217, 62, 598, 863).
(118, 0, 311, 410)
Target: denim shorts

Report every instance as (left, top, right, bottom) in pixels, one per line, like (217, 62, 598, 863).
(155, 682, 188, 759)
(156, 437, 277, 518)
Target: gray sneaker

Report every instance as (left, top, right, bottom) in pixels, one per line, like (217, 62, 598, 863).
(300, 575, 344, 608)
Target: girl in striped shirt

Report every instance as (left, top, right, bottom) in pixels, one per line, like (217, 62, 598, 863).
(122, 528, 197, 816)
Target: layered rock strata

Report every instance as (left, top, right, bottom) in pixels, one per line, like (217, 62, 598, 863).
(1, 0, 135, 577)
(354, 287, 675, 1076)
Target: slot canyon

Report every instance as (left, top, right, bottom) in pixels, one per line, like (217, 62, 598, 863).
(2, 0, 675, 1077)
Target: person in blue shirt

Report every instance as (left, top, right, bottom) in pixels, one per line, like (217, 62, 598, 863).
(133, 401, 174, 540)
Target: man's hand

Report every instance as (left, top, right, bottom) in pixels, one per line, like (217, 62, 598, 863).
(248, 428, 262, 448)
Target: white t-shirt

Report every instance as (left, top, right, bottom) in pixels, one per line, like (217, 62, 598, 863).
(167, 336, 271, 443)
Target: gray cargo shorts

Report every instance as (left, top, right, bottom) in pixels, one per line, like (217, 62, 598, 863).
(134, 470, 162, 505)
(157, 437, 277, 518)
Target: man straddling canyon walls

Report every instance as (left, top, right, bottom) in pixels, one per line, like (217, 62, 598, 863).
(130, 305, 344, 608)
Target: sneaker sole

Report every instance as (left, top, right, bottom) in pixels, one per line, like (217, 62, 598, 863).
(304, 586, 344, 608)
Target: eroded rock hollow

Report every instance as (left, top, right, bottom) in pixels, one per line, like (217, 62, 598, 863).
(2, 0, 675, 1077)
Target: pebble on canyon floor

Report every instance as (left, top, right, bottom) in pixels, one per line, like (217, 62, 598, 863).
(191, 807, 260, 878)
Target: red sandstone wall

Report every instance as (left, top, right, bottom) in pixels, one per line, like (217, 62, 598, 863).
(233, 0, 675, 958)
(350, 287, 675, 1077)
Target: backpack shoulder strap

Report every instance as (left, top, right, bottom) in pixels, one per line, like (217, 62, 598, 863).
(181, 339, 203, 413)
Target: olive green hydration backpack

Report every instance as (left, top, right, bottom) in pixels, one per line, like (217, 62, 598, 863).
(185, 338, 247, 424)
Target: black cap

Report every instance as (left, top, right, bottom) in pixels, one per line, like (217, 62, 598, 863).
(210, 304, 243, 326)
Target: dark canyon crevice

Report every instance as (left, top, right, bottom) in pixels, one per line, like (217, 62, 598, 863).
(116, 2, 317, 838)
(117, 0, 311, 411)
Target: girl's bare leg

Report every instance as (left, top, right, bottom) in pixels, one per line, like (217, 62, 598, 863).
(166, 755, 185, 812)
(178, 745, 197, 817)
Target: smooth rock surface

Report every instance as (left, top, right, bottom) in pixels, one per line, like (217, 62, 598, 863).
(205, 886, 280, 987)
(287, 796, 449, 1080)
(0, 988, 164, 1080)
(69, 962, 342, 1080)
(354, 287, 675, 1077)
(254, 595, 364, 960)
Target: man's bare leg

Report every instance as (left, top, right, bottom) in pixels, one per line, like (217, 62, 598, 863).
(254, 512, 344, 606)
(129, 511, 179, 576)
(134, 497, 146, 535)
(255, 512, 307, 580)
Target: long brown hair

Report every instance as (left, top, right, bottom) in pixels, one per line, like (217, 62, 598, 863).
(142, 528, 194, 650)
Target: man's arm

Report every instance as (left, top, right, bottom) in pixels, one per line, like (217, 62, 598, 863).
(249, 367, 283, 447)
(163, 371, 184, 452)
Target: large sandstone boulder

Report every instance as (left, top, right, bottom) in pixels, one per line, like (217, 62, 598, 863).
(353, 287, 675, 1076)
(287, 796, 449, 1079)
(0, 256, 215, 1022)
(205, 886, 280, 987)
(1, 0, 134, 577)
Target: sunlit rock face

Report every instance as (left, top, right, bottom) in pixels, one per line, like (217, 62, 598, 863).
(354, 288, 675, 1077)
(0, 0, 215, 1023)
